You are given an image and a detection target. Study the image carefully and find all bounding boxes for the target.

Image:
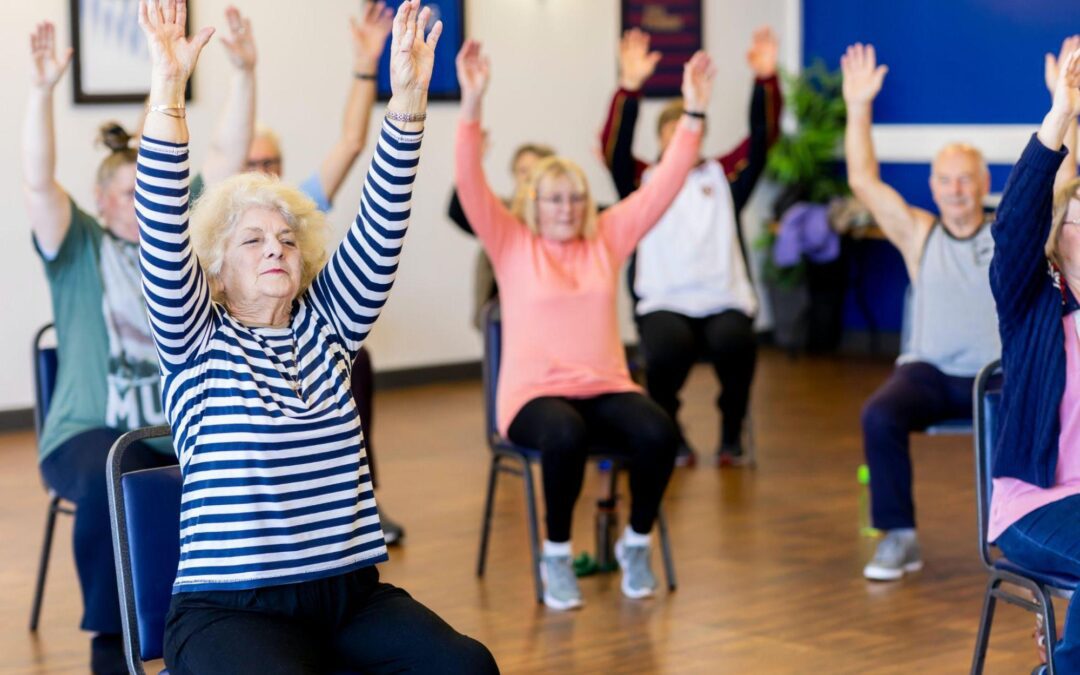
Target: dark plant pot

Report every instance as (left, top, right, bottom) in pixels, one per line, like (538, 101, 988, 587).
(767, 280, 810, 355)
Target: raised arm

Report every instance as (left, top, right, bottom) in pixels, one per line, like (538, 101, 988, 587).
(307, 0, 439, 354)
(991, 47, 1080, 328)
(315, 2, 394, 206)
(841, 43, 932, 268)
(724, 26, 782, 213)
(136, 0, 216, 370)
(21, 22, 73, 258)
(199, 6, 256, 185)
(599, 51, 710, 260)
(600, 29, 658, 198)
(453, 40, 519, 256)
(1048, 36, 1080, 192)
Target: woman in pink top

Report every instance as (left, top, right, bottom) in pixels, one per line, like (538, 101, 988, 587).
(987, 44, 1080, 671)
(455, 41, 712, 610)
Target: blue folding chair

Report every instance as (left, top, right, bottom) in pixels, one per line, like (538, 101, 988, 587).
(107, 425, 179, 675)
(970, 360, 1078, 674)
(29, 322, 75, 631)
(475, 301, 676, 602)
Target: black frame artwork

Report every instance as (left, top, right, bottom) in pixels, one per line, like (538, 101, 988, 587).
(620, 0, 704, 98)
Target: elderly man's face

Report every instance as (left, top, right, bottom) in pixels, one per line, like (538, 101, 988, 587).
(219, 207, 302, 309)
(247, 136, 283, 177)
(929, 149, 988, 226)
(1059, 197, 1080, 273)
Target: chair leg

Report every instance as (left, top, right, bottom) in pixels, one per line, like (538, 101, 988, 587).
(656, 507, 677, 592)
(29, 496, 62, 632)
(969, 577, 1000, 675)
(1042, 588, 1059, 675)
(476, 456, 501, 578)
(522, 460, 544, 604)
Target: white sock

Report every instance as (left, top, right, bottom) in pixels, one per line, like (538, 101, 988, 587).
(543, 539, 572, 557)
(621, 525, 651, 547)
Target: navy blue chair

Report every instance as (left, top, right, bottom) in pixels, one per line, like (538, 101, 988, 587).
(475, 301, 676, 602)
(107, 425, 179, 675)
(29, 322, 75, 631)
(970, 360, 1077, 674)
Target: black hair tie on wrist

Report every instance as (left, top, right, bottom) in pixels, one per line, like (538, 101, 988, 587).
(684, 110, 706, 119)
(354, 72, 377, 81)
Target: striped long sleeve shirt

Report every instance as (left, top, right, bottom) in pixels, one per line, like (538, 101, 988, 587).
(135, 120, 422, 593)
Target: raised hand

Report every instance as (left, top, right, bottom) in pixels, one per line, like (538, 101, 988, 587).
(746, 26, 778, 78)
(30, 22, 73, 91)
(138, 0, 214, 87)
(1052, 46, 1080, 120)
(841, 43, 888, 106)
(1046, 35, 1080, 95)
(219, 6, 255, 72)
(388, 0, 442, 108)
(681, 51, 716, 114)
(455, 40, 490, 101)
(619, 28, 661, 91)
(351, 1, 394, 71)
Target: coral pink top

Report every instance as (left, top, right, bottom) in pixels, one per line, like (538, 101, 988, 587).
(989, 313, 1080, 541)
(455, 118, 702, 435)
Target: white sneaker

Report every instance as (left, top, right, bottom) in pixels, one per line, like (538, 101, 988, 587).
(863, 530, 923, 581)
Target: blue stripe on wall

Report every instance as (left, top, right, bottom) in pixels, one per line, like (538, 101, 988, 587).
(803, 0, 1080, 124)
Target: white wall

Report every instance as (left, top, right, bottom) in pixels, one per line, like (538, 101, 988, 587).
(0, 0, 791, 412)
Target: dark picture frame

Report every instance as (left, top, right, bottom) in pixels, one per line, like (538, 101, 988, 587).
(70, 0, 193, 104)
(621, 0, 703, 98)
(377, 0, 464, 102)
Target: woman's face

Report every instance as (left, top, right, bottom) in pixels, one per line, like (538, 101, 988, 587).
(219, 207, 303, 309)
(97, 163, 139, 243)
(535, 173, 587, 242)
(1059, 197, 1080, 272)
(512, 151, 541, 189)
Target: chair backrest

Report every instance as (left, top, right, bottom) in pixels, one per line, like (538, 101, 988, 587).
(106, 425, 179, 673)
(32, 323, 58, 440)
(972, 359, 1004, 570)
(481, 300, 502, 443)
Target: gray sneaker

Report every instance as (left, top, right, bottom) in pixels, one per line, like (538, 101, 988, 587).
(615, 538, 657, 599)
(863, 530, 923, 581)
(540, 554, 583, 610)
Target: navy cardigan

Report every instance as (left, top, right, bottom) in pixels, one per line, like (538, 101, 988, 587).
(989, 134, 1078, 486)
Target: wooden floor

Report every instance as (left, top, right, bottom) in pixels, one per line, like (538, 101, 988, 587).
(0, 349, 1051, 674)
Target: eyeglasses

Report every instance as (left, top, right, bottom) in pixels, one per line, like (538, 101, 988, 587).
(536, 193, 587, 207)
(247, 156, 282, 172)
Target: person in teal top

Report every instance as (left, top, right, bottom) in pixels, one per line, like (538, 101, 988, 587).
(21, 10, 256, 673)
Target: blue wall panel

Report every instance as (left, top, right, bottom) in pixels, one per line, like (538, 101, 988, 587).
(803, 0, 1080, 124)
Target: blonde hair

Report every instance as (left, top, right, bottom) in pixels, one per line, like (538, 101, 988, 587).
(510, 143, 555, 172)
(95, 122, 137, 188)
(1046, 177, 1080, 266)
(190, 173, 328, 304)
(656, 99, 707, 138)
(511, 156, 598, 239)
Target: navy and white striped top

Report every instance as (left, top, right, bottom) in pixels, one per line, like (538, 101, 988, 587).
(135, 120, 422, 593)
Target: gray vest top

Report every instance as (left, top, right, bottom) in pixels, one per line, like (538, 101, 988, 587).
(898, 221, 1001, 377)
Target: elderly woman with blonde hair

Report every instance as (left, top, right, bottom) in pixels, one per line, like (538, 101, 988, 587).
(454, 39, 713, 611)
(987, 42, 1080, 671)
(134, 1, 498, 673)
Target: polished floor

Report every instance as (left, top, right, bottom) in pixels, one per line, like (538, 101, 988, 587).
(0, 350, 1047, 673)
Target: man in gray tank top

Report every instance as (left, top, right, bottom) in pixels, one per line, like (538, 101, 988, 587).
(841, 43, 1001, 581)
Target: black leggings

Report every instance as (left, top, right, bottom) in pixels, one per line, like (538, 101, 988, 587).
(637, 309, 757, 445)
(507, 392, 677, 542)
(39, 427, 177, 633)
(164, 566, 498, 675)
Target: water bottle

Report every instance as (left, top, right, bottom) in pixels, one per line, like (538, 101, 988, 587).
(857, 464, 880, 538)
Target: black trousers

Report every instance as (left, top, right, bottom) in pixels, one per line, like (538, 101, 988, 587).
(636, 309, 757, 446)
(861, 361, 973, 530)
(164, 566, 498, 675)
(39, 427, 177, 633)
(507, 392, 677, 542)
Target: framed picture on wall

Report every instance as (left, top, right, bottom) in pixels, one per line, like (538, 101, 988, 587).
(621, 0, 703, 98)
(70, 0, 193, 104)
(376, 0, 464, 101)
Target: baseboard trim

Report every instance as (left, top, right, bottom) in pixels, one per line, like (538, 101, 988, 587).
(373, 360, 482, 389)
(0, 408, 34, 433)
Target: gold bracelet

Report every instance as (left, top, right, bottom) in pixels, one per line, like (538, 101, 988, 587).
(148, 104, 186, 119)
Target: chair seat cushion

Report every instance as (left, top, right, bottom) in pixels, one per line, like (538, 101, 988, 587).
(994, 557, 1080, 593)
